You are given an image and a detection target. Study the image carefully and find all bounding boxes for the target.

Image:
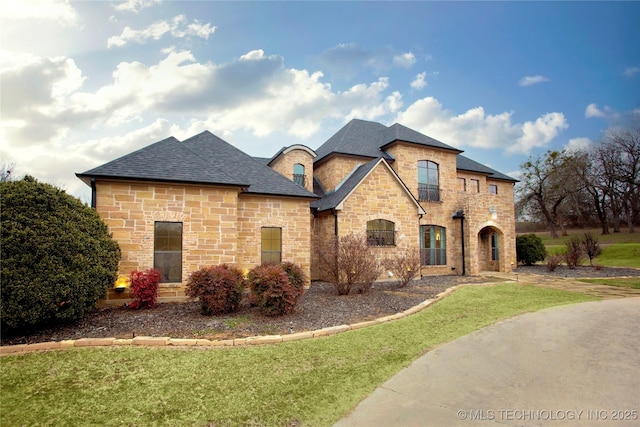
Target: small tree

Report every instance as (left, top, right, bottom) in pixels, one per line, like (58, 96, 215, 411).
(317, 233, 380, 295)
(1, 177, 121, 333)
(516, 234, 547, 266)
(582, 232, 601, 267)
(383, 249, 421, 287)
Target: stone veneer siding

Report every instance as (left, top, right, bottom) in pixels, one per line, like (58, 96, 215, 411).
(237, 194, 312, 285)
(95, 180, 313, 302)
(314, 155, 372, 194)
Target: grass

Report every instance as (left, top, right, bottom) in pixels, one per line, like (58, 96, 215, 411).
(524, 228, 640, 268)
(578, 277, 640, 289)
(0, 284, 597, 427)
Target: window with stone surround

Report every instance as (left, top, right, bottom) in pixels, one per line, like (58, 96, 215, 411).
(293, 163, 305, 187)
(154, 221, 182, 283)
(367, 219, 395, 246)
(420, 225, 446, 265)
(470, 178, 480, 193)
(261, 227, 282, 264)
(457, 177, 466, 192)
(489, 184, 498, 194)
(418, 160, 440, 201)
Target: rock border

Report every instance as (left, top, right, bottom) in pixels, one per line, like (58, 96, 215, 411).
(0, 284, 471, 357)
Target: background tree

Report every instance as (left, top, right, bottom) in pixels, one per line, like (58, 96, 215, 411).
(1, 177, 121, 333)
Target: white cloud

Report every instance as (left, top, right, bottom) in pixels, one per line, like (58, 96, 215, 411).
(107, 15, 216, 48)
(112, 0, 161, 13)
(410, 72, 427, 90)
(0, 0, 79, 26)
(396, 97, 567, 154)
(565, 137, 593, 153)
(584, 103, 609, 119)
(519, 75, 550, 87)
(393, 52, 416, 68)
(623, 66, 639, 77)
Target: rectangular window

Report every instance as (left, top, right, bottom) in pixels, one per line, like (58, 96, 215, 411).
(261, 227, 282, 264)
(154, 222, 182, 283)
(489, 184, 498, 194)
(470, 179, 480, 193)
(420, 225, 446, 266)
(457, 177, 466, 192)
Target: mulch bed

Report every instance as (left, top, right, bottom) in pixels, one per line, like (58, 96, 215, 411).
(1, 275, 489, 346)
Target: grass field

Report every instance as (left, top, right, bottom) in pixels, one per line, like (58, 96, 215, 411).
(0, 284, 597, 427)
(578, 277, 640, 289)
(526, 228, 640, 268)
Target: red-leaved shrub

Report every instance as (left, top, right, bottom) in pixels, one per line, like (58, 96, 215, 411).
(248, 263, 300, 316)
(185, 264, 246, 315)
(129, 268, 161, 309)
(281, 261, 306, 300)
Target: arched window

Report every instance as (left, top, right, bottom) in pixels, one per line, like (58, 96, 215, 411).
(367, 219, 395, 246)
(293, 163, 305, 187)
(420, 225, 446, 265)
(417, 160, 440, 201)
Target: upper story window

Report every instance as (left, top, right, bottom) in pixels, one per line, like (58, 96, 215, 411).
(367, 219, 395, 246)
(457, 177, 466, 192)
(470, 179, 480, 193)
(489, 184, 498, 194)
(293, 163, 305, 187)
(418, 160, 440, 202)
(154, 222, 182, 283)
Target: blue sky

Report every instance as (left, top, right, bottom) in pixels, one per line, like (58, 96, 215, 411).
(1, 0, 639, 201)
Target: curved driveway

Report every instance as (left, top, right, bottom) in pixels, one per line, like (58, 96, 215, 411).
(334, 298, 640, 427)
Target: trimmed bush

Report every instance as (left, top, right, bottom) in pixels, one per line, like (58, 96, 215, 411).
(1, 177, 121, 333)
(185, 264, 246, 315)
(281, 261, 307, 300)
(129, 268, 161, 309)
(248, 263, 300, 316)
(516, 233, 547, 266)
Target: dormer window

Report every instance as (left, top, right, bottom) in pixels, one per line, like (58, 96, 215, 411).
(293, 163, 305, 187)
(418, 160, 440, 202)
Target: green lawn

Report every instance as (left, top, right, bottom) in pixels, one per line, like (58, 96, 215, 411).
(578, 277, 640, 289)
(0, 284, 597, 427)
(525, 228, 640, 268)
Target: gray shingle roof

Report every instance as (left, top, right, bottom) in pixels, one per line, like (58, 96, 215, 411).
(456, 155, 518, 182)
(314, 119, 461, 164)
(77, 131, 317, 199)
(311, 158, 379, 212)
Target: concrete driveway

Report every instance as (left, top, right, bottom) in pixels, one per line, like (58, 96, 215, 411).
(334, 297, 640, 427)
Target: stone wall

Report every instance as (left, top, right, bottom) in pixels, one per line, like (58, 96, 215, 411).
(268, 148, 315, 192)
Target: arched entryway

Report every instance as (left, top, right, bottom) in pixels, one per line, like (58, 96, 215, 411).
(477, 226, 502, 272)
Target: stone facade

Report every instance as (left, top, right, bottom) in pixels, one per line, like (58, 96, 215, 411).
(95, 180, 311, 302)
(268, 146, 315, 193)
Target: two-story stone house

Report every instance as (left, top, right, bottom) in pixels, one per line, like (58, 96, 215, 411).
(77, 119, 516, 302)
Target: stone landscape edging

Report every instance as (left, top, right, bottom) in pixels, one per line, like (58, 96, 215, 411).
(0, 283, 476, 357)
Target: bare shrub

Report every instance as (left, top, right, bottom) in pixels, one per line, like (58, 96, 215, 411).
(317, 233, 380, 295)
(563, 236, 584, 269)
(383, 249, 422, 287)
(582, 232, 602, 266)
(545, 255, 563, 272)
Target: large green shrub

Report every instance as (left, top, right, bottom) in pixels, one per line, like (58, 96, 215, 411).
(185, 264, 246, 315)
(516, 233, 547, 266)
(1, 177, 121, 333)
(248, 263, 301, 316)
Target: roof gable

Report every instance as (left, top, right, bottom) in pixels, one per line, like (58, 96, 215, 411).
(77, 131, 317, 199)
(311, 157, 425, 215)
